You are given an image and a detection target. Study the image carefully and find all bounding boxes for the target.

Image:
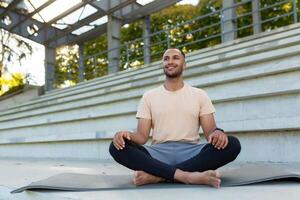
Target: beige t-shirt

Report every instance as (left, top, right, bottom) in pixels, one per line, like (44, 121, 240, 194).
(136, 83, 215, 144)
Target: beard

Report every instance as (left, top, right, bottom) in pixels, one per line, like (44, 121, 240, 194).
(163, 67, 183, 78)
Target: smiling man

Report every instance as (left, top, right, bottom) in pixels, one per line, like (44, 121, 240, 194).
(109, 48, 241, 188)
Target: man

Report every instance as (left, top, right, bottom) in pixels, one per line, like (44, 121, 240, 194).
(109, 48, 241, 188)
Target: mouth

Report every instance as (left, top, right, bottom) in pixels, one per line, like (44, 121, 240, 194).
(165, 66, 176, 70)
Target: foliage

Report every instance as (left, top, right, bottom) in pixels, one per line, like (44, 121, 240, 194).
(0, 1, 33, 92)
(83, 34, 108, 80)
(0, 28, 32, 94)
(120, 21, 143, 70)
(54, 45, 79, 88)
(189, 0, 222, 50)
(121, 1, 222, 66)
(0, 72, 25, 96)
(235, 0, 253, 38)
(54, 0, 300, 88)
(0, 29, 33, 78)
(260, 0, 299, 31)
(150, 4, 201, 61)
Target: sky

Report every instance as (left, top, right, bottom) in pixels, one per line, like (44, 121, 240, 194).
(178, 0, 199, 6)
(7, 0, 200, 86)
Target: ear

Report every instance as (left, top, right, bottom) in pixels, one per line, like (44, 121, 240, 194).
(183, 61, 187, 69)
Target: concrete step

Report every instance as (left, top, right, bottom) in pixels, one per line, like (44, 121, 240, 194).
(0, 24, 299, 162)
(3, 23, 300, 112)
(0, 38, 299, 131)
(41, 23, 300, 99)
(1, 33, 300, 122)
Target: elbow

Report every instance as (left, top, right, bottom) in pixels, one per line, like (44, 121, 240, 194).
(140, 137, 148, 145)
(137, 134, 148, 145)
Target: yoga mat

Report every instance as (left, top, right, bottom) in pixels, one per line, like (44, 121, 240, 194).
(11, 164, 300, 193)
(220, 164, 300, 186)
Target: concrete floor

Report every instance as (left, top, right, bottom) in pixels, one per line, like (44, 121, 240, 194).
(0, 158, 299, 200)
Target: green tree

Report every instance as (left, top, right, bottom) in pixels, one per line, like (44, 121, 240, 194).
(0, 72, 25, 96)
(54, 45, 79, 88)
(0, 29, 32, 77)
(120, 22, 143, 70)
(235, 0, 299, 36)
(235, 0, 253, 38)
(54, 0, 300, 88)
(0, 1, 33, 93)
(260, 0, 298, 31)
(84, 34, 108, 80)
(150, 4, 201, 61)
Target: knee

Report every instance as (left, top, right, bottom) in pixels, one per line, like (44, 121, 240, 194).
(109, 140, 132, 160)
(109, 141, 119, 159)
(227, 136, 241, 158)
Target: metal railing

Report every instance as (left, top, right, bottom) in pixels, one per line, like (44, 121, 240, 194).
(54, 0, 299, 88)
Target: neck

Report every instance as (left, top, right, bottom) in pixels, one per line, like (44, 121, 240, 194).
(164, 77, 184, 91)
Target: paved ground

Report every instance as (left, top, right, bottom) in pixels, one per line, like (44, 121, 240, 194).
(0, 158, 299, 200)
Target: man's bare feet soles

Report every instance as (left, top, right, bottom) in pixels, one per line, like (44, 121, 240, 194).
(133, 171, 165, 186)
(186, 170, 221, 188)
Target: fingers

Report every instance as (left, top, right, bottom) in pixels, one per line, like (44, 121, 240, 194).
(214, 135, 223, 149)
(222, 135, 228, 149)
(113, 133, 123, 150)
(118, 132, 124, 147)
(113, 131, 131, 150)
(218, 134, 228, 149)
(124, 132, 131, 140)
(209, 132, 228, 150)
(210, 134, 219, 146)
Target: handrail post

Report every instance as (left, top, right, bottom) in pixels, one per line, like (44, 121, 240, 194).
(45, 46, 55, 91)
(143, 15, 151, 65)
(107, 14, 121, 74)
(166, 32, 170, 48)
(293, 0, 298, 23)
(126, 43, 130, 67)
(252, 0, 262, 34)
(78, 43, 85, 82)
(221, 0, 237, 43)
(93, 56, 96, 77)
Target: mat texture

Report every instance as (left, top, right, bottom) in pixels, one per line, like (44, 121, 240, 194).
(11, 164, 300, 193)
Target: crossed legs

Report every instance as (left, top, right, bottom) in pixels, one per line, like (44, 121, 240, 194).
(109, 136, 241, 188)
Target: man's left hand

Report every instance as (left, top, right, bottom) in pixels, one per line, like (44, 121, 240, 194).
(208, 130, 228, 150)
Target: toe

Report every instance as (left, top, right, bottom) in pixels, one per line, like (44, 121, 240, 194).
(213, 178, 221, 188)
(215, 170, 221, 178)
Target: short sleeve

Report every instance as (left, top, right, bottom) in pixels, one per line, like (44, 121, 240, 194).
(136, 94, 152, 119)
(199, 91, 216, 116)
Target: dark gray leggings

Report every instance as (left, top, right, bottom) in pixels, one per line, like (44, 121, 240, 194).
(109, 136, 241, 181)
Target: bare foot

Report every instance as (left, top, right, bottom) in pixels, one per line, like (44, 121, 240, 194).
(132, 171, 165, 186)
(175, 169, 221, 188)
(187, 170, 221, 188)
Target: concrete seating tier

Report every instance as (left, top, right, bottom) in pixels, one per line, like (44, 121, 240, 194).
(0, 24, 299, 162)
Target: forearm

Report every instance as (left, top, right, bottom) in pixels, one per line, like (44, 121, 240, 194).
(129, 132, 148, 145)
(204, 126, 217, 141)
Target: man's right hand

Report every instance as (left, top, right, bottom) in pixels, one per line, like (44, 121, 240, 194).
(113, 131, 131, 150)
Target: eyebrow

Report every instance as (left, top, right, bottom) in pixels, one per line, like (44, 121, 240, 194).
(163, 54, 181, 58)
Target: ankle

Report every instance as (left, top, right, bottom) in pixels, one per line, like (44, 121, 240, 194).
(174, 169, 190, 184)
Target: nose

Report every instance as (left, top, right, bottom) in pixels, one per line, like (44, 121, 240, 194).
(166, 58, 174, 65)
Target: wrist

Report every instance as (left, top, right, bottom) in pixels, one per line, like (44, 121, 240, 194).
(214, 127, 224, 133)
(208, 127, 225, 136)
